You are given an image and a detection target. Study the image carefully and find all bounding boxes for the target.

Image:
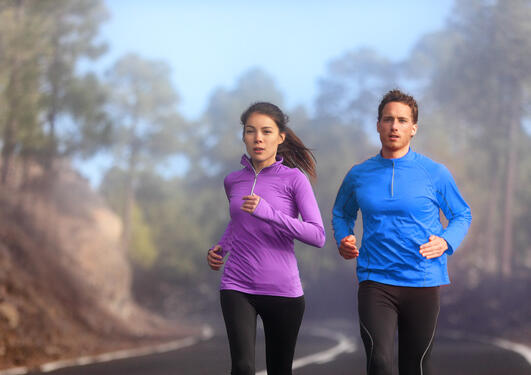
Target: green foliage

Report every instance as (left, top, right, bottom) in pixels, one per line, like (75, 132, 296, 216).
(104, 53, 187, 173)
(99, 166, 127, 215)
(0, 1, 48, 177)
(0, 0, 110, 182)
(62, 73, 113, 158)
(130, 204, 158, 269)
(2, 0, 529, 287)
(316, 47, 400, 126)
(100, 168, 158, 269)
(405, 0, 531, 277)
(104, 53, 187, 261)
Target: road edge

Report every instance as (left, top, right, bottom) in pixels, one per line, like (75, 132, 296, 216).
(443, 330, 531, 365)
(0, 325, 213, 375)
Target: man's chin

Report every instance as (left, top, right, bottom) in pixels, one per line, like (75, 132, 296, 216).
(384, 144, 402, 151)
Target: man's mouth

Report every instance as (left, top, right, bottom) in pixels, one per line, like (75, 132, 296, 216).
(389, 134, 400, 140)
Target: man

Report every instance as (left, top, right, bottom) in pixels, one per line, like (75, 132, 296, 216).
(332, 89, 471, 375)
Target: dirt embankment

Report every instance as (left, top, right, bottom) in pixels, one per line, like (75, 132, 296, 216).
(0, 162, 199, 370)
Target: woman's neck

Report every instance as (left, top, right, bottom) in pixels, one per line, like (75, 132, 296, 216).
(251, 156, 276, 173)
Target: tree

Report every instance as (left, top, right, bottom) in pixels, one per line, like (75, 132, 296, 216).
(315, 47, 401, 129)
(0, 0, 110, 185)
(37, 0, 109, 169)
(100, 167, 158, 270)
(105, 54, 185, 254)
(409, 0, 531, 277)
(0, 0, 46, 184)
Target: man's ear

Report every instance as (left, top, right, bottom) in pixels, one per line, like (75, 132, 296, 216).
(411, 123, 418, 136)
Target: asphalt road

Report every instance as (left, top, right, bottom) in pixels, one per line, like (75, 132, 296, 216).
(40, 322, 530, 375)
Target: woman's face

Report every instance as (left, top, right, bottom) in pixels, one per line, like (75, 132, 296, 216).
(243, 112, 285, 171)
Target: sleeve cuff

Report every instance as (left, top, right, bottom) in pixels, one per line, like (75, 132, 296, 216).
(252, 197, 270, 220)
(441, 235, 455, 255)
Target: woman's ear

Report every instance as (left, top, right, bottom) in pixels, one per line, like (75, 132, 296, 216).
(279, 132, 286, 144)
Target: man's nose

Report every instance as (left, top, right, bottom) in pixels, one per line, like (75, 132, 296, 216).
(390, 119, 399, 130)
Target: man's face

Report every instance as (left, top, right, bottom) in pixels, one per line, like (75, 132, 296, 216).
(377, 101, 418, 157)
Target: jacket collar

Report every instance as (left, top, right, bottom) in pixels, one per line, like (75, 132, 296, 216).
(375, 148, 415, 163)
(240, 154, 284, 173)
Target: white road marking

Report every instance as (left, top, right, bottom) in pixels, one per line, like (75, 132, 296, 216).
(0, 325, 213, 375)
(444, 330, 531, 365)
(492, 338, 531, 365)
(256, 328, 356, 375)
(0, 368, 27, 375)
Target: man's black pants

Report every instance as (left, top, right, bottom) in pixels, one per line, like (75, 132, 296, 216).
(358, 280, 440, 375)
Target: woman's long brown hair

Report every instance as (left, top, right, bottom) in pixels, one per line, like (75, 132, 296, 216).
(241, 102, 316, 182)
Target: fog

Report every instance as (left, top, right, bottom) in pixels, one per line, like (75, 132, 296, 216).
(0, 0, 529, 371)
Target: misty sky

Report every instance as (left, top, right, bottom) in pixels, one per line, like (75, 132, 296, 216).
(78, 0, 455, 185)
(96, 0, 454, 118)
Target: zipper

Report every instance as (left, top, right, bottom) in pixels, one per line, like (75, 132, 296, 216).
(246, 157, 276, 195)
(250, 167, 262, 195)
(391, 161, 395, 198)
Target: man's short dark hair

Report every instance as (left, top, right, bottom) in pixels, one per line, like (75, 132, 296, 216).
(377, 89, 418, 124)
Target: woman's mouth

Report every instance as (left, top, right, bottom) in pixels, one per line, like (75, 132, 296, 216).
(254, 147, 265, 153)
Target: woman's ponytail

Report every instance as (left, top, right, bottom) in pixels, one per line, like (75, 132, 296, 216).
(277, 127, 316, 182)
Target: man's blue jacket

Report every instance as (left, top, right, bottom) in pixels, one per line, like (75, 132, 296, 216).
(332, 149, 472, 287)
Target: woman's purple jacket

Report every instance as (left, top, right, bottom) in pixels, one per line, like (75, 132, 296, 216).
(215, 155, 326, 297)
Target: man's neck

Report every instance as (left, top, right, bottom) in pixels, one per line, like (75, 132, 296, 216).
(380, 146, 410, 159)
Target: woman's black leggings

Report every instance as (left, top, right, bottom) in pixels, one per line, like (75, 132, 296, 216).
(358, 281, 440, 375)
(220, 290, 305, 375)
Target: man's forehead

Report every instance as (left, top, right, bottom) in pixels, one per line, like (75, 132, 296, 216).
(382, 102, 412, 117)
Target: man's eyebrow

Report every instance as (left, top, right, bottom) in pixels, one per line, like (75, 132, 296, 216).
(382, 115, 409, 119)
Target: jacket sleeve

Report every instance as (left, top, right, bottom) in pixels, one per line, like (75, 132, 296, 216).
(435, 165, 472, 255)
(332, 169, 359, 248)
(216, 220, 232, 257)
(213, 175, 233, 257)
(252, 171, 325, 248)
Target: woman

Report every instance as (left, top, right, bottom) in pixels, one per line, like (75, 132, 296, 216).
(207, 102, 325, 375)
